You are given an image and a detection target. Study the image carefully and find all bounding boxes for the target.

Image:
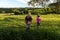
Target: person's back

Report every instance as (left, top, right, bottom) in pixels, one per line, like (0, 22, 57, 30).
(25, 15, 32, 24)
(36, 16, 41, 23)
(36, 14, 41, 29)
(25, 12, 32, 30)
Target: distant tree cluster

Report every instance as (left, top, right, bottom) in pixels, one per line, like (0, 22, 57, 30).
(0, 7, 60, 15)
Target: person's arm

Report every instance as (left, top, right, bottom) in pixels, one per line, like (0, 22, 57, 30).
(25, 16, 27, 23)
(38, 18, 41, 23)
(40, 18, 41, 21)
(30, 16, 32, 24)
(36, 18, 38, 22)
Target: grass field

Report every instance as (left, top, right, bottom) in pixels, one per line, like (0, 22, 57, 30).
(0, 14, 60, 40)
(0, 14, 60, 28)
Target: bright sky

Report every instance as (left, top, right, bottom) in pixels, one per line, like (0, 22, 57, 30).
(0, 0, 54, 8)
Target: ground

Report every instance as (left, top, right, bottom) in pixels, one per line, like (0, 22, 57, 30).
(0, 14, 60, 40)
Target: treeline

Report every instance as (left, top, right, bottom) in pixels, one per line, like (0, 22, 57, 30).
(0, 8, 60, 15)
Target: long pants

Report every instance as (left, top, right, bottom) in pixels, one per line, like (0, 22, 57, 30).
(37, 22, 40, 29)
(26, 24, 30, 30)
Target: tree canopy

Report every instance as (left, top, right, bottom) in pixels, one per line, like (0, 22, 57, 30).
(49, 0, 60, 7)
(28, 0, 60, 8)
(28, 0, 51, 7)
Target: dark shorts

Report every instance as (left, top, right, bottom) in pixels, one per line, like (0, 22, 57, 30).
(37, 22, 40, 26)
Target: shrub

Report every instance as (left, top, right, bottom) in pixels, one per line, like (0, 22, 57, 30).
(14, 12, 20, 15)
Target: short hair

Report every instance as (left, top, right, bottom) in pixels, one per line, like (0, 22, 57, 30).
(37, 15, 40, 17)
(28, 12, 31, 15)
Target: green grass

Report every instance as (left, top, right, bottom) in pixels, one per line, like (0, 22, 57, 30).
(0, 14, 60, 28)
(0, 14, 60, 40)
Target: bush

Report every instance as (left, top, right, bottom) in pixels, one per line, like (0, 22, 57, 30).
(14, 12, 20, 15)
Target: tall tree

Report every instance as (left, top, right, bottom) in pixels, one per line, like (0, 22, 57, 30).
(49, 0, 60, 13)
(28, 0, 52, 14)
(49, 0, 60, 7)
(28, 0, 53, 13)
(28, 0, 51, 8)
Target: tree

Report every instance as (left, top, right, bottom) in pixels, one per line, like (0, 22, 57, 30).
(49, 0, 60, 13)
(49, 0, 60, 6)
(28, 0, 51, 8)
(28, 0, 52, 14)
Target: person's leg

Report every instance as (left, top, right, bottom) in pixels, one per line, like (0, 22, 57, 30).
(28, 24, 30, 30)
(37, 23, 40, 29)
(26, 24, 28, 30)
(38, 23, 40, 28)
(26, 24, 30, 30)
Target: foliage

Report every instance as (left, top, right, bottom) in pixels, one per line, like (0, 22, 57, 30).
(0, 8, 60, 15)
(28, 0, 50, 7)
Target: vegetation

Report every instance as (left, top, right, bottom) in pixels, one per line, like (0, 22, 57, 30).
(49, 0, 60, 14)
(0, 0, 60, 40)
(0, 14, 60, 40)
(0, 8, 60, 15)
(28, 0, 50, 7)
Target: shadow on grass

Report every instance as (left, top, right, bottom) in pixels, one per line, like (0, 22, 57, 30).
(0, 27, 60, 40)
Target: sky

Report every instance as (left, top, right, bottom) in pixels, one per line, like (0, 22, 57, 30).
(0, 0, 54, 8)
